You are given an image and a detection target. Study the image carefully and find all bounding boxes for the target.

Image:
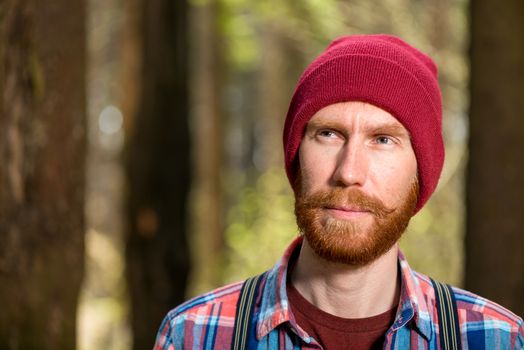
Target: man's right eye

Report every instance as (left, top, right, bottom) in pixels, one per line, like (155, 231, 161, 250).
(318, 130, 337, 138)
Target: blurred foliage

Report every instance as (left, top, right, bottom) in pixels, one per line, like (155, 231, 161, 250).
(78, 230, 130, 350)
(223, 168, 297, 284)
(218, 0, 343, 70)
(79, 0, 129, 348)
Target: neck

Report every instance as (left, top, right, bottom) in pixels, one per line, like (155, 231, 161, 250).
(290, 238, 400, 319)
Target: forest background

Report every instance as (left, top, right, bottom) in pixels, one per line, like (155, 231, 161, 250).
(1, 0, 523, 349)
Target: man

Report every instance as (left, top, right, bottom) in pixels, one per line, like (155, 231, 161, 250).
(154, 34, 524, 349)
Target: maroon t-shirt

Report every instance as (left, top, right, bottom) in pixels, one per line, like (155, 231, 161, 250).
(287, 282, 397, 350)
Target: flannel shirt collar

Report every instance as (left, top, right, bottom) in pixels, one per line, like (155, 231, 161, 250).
(255, 236, 434, 342)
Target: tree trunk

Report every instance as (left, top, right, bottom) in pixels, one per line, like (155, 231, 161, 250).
(466, 0, 524, 315)
(187, 0, 226, 296)
(0, 0, 86, 348)
(124, 0, 191, 348)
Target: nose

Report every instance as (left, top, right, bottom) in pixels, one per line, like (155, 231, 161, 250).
(332, 140, 368, 187)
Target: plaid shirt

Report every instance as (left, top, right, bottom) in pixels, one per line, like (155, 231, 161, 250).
(154, 236, 524, 349)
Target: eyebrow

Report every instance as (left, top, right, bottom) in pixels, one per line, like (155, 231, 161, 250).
(306, 119, 347, 133)
(369, 124, 411, 138)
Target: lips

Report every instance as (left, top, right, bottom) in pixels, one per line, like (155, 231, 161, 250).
(324, 206, 372, 219)
(296, 186, 393, 219)
(325, 205, 371, 213)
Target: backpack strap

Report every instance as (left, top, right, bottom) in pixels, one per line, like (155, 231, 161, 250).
(231, 273, 265, 350)
(430, 278, 462, 350)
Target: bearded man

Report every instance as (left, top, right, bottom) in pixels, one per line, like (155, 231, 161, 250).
(154, 34, 523, 350)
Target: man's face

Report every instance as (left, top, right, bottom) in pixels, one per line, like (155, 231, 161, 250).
(295, 101, 418, 266)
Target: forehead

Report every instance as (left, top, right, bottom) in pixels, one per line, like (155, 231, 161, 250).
(307, 101, 409, 134)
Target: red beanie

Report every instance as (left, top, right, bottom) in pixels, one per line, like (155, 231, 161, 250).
(283, 34, 444, 213)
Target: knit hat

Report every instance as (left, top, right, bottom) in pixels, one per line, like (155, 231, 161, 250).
(283, 34, 444, 213)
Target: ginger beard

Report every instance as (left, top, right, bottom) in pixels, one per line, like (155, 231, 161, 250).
(294, 174, 419, 266)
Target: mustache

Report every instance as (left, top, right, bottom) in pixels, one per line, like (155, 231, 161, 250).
(296, 187, 394, 218)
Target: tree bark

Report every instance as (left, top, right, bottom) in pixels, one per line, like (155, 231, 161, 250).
(0, 0, 86, 348)
(124, 0, 191, 348)
(466, 0, 524, 315)
(188, 0, 226, 295)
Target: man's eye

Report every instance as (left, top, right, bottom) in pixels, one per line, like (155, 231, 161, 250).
(376, 136, 393, 144)
(318, 130, 337, 138)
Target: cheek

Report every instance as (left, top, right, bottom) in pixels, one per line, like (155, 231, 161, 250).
(299, 147, 337, 192)
(369, 153, 417, 199)
(297, 163, 319, 195)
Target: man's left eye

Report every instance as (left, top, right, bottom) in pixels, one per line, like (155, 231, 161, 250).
(376, 136, 392, 144)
